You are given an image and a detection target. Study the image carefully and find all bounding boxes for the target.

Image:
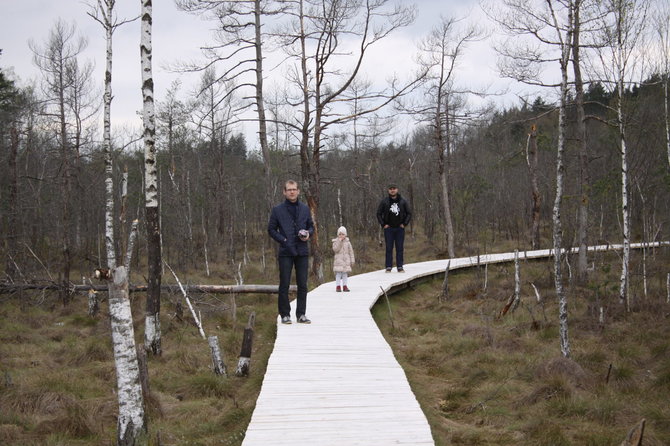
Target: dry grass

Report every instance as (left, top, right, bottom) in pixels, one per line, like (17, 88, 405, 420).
(1, 240, 669, 445)
(372, 250, 670, 446)
(0, 279, 278, 445)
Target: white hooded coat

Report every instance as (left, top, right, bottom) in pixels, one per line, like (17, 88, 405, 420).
(332, 236, 355, 273)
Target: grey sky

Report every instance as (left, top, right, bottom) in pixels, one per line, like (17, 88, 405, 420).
(1, 0, 523, 150)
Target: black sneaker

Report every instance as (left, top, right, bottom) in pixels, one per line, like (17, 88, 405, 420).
(385, 268, 392, 273)
(297, 315, 311, 324)
(397, 267, 405, 273)
(281, 316, 292, 324)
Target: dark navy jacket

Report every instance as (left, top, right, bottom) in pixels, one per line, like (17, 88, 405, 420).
(268, 199, 314, 257)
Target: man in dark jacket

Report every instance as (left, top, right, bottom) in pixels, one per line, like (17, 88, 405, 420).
(268, 180, 314, 324)
(376, 184, 412, 272)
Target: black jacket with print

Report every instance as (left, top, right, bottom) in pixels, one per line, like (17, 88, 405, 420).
(376, 193, 412, 228)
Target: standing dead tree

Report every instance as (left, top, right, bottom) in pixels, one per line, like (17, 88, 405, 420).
(30, 20, 93, 305)
(278, 0, 421, 282)
(525, 124, 542, 249)
(236, 312, 256, 377)
(413, 16, 483, 258)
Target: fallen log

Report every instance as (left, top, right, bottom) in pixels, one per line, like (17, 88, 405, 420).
(0, 283, 296, 295)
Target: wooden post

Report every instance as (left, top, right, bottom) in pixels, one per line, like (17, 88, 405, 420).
(512, 249, 520, 311)
(236, 312, 256, 377)
(208, 336, 227, 376)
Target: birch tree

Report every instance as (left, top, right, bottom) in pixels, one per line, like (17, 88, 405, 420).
(491, 0, 577, 357)
(653, 1, 670, 169)
(141, 0, 162, 355)
(88, 0, 136, 270)
(489, 0, 599, 277)
(592, 0, 650, 311)
(108, 266, 146, 445)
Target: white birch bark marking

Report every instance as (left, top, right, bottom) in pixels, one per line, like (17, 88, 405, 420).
(102, 0, 116, 270)
(141, 0, 157, 209)
(109, 266, 145, 443)
(124, 219, 138, 275)
(208, 335, 227, 376)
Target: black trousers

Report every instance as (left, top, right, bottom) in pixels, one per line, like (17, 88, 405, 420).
(277, 255, 308, 318)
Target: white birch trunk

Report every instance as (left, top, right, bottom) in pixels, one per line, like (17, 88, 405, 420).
(617, 68, 631, 311)
(142, 0, 162, 356)
(208, 335, 227, 376)
(109, 266, 145, 444)
(99, 0, 116, 270)
(548, 3, 573, 358)
(665, 76, 670, 169)
(141, 0, 158, 210)
(124, 219, 138, 276)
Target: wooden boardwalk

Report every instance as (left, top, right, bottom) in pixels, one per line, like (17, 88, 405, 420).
(241, 243, 666, 445)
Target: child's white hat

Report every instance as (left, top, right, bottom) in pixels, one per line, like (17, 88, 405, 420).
(337, 226, 347, 236)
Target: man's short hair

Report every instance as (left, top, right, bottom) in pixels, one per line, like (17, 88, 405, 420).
(284, 180, 299, 190)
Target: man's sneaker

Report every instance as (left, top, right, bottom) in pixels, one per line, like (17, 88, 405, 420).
(336, 285, 342, 292)
(343, 286, 350, 292)
(397, 267, 405, 273)
(385, 268, 392, 273)
(297, 315, 311, 324)
(281, 316, 292, 324)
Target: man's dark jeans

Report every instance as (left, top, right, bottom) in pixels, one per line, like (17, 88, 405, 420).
(277, 255, 308, 318)
(384, 226, 405, 269)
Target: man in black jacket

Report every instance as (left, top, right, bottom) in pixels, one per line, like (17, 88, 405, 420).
(376, 184, 412, 272)
(268, 180, 314, 324)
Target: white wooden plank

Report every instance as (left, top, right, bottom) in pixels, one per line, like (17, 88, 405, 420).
(242, 242, 666, 445)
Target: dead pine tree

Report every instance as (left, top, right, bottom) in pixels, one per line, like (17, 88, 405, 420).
(525, 124, 542, 249)
(236, 312, 256, 377)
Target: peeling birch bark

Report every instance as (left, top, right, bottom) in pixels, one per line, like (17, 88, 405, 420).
(208, 336, 227, 376)
(109, 266, 145, 444)
(88, 288, 99, 317)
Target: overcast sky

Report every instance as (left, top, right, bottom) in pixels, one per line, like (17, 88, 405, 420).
(1, 0, 528, 151)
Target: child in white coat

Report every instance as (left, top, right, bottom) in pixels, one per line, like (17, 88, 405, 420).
(332, 226, 355, 292)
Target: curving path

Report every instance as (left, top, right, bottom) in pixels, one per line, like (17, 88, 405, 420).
(241, 242, 667, 445)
